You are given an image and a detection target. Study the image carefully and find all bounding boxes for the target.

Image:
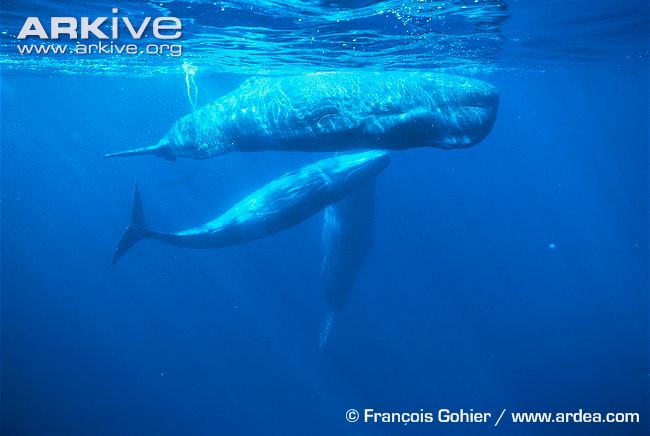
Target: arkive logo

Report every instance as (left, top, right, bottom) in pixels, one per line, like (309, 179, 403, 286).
(15, 8, 183, 57)
(17, 8, 181, 40)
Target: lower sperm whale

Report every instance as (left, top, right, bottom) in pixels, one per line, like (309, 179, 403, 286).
(111, 151, 390, 264)
(104, 72, 498, 161)
(320, 178, 377, 348)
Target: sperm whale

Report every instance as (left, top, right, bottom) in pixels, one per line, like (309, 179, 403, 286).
(103, 72, 498, 161)
(111, 151, 390, 264)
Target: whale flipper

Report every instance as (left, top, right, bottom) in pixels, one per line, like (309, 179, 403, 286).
(319, 310, 335, 350)
(112, 182, 151, 265)
(320, 179, 376, 348)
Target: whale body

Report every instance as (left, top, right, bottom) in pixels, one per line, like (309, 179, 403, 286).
(319, 179, 376, 348)
(104, 72, 499, 161)
(112, 151, 390, 264)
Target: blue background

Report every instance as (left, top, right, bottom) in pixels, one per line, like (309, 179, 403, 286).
(2, 67, 648, 436)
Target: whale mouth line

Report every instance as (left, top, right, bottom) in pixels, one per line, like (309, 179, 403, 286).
(463, 104, 491, 110)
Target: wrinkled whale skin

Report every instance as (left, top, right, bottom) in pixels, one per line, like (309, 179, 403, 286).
(105, 72, 499, 160)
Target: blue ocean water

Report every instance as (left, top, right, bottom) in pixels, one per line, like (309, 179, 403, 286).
(1, 1, 649, 435)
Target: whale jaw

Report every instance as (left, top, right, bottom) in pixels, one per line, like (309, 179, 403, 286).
(102, 141, 175, 161)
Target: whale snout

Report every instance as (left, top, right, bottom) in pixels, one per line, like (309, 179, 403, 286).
(469, 84, 499, 113)
(449, 79, 500, 148)
(348, 150, 391, 173)
(339, 150, 391, 185)
(470, 86, 499, 136)
(360, 150, 391, 174)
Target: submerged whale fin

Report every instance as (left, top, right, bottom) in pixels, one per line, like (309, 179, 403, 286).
(319, 310, 335, 350)
(102, 142, 176, 161)
(112, 181, 151, 265)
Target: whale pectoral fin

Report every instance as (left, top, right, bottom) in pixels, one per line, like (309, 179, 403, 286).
(319, 310, 335, 350)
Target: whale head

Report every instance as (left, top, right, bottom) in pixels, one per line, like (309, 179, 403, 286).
(451, 75, 500, 148)
(417, 73, 499, 149)
(325, 150, 391, 192)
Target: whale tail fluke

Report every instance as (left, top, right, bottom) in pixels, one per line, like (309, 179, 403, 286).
(102, 142, 175, 161)
(319, 310, 335, 350)
(112, 181, 151, 265)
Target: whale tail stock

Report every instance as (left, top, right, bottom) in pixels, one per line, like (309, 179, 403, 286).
(112, 181, 152, 265)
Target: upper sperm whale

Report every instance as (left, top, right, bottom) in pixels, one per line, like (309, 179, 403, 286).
(104, 71, 499, 161)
